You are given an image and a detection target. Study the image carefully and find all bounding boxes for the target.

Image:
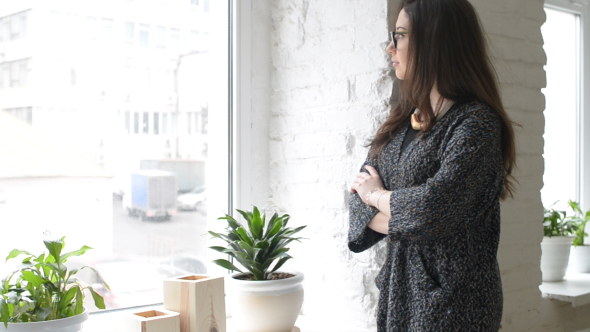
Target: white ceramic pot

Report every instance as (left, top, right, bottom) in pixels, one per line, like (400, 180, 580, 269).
(228, 271, 304, 332)
(569, 244, 590, 273)
(0, 308, 88, 332)
(541, 236, 574, 282)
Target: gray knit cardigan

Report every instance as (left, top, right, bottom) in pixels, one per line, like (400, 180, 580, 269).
(348, 100, 504, 331)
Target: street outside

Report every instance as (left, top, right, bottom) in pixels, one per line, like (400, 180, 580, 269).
(80, 195, 210, 311)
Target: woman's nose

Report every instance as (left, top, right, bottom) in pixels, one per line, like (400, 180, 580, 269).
(386, 41, 396, 54)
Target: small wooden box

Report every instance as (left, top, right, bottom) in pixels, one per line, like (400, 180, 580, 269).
(163, 274, 226, 332)
(120, 309, 180, 332)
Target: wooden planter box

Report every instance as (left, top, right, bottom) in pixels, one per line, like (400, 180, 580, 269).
(163, 274, 226, 332)
(120, 309, 180, 332)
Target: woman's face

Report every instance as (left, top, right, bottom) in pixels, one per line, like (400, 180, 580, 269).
(387, 9, 410, 80)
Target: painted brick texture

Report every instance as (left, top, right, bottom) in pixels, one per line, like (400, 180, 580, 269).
(252, 0, 590, 330)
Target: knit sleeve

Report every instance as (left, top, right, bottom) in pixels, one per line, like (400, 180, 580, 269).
(348, 155, 387, 253)
(388, 108, 504, 241)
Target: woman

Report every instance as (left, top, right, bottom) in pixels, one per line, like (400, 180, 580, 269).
(348, 0, 517, 331)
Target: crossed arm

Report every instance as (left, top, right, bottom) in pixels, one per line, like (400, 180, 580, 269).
(350, 164, 391, 235)
(349, 109, 503, 247)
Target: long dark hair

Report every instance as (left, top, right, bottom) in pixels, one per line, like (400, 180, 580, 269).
(369, 0, 518, 200)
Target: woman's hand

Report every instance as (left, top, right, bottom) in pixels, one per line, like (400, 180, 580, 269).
(350, 165, 385, 204)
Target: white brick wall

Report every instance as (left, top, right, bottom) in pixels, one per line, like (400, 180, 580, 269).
(246, 0, 590, 330)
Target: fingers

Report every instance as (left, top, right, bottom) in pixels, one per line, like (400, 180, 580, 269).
(350, 181, 360, 193)
(364, 165, 379, 178)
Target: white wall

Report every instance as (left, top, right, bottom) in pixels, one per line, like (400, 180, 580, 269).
(247, 0, 590, 331)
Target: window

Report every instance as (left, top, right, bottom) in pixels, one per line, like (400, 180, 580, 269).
(153, 113, 160, 135)
(170, 28, 179, 51)
(0, 10, 30, 42)
(190, 30, 199, 51)
(156, 26, 166, 49)
(139, 24, 149, 47)
(187, 112, 193, 134)
(541, 0, 590, 210)
(1, 1, 229, 313)
(125, 111, 131, 134)
(65, 13, 78, 40)
(101, 19, 113, 43)
(5, 107, 32, 125)
(124, 21, 135, 44)
(163, 113, 169, 134)
(86, 16, 98, 41)
(142, 112, 149, 134)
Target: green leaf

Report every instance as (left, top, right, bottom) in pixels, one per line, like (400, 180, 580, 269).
(268, 248, 289, 260)
(43, 235, 66, 263)
(252, 207, 263, 240)
(75, 286, 83, 315)
(1, 298, 9, 328)
(270, 255, 292, 274)
(209, 246, 230, 253)
(208, 231, 230, 243)
(267, 218, 283, 238)
(79, 266, 111, 291)
(239, 241, 254, 257)
(88, 287, 105, 309)
(219, 214, 241, 230)
(20, 271, 47, 288)
(236, 227, 253, 246)
(290, 225, 307, 234)
(212, 259, 243, 272)
(60, 245, 92, 263)
(264, 213, 279, 238)
(36, 307, 52, 321)
(5, 249, 33, 263)
(60, 287, 77, 312)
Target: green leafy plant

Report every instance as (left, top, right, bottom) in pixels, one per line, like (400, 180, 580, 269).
(0, 234, 110, 327)
(209, 206, 307, 281)
(566, 200, 590, 247)
(544, 202, 577, 237)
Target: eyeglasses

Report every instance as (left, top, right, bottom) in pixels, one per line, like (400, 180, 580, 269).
(390, 31, 409, 49)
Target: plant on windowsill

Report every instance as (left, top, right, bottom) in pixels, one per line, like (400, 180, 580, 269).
(209, 206, 307, 332)
(567, 201, 590, 273)
(541, 203, 577, 282)
(0, 233, 110, 331)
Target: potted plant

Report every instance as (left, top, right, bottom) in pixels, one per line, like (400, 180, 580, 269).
(541, 203, 577, 282)
(209, 206, 306, 332)
(567, 201, 590, 273)
(0, 233, 110, 331)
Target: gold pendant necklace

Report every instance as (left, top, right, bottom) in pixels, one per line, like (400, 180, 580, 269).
(411, 111, 423, 130)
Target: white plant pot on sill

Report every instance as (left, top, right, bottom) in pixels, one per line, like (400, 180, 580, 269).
(0, 307, 88, 332)
(541, 236, 575, 282)
(227, 271, 304, 332)
(569, 244, 590, 273)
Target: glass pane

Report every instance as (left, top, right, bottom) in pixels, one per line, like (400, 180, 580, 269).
(139, 24, 149, 47)
(0, 0, 225, 313)
(541, 8, 579, 210)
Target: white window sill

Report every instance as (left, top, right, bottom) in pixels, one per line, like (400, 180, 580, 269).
(85, 304, 372, 332)
(539, 272, 590, 307)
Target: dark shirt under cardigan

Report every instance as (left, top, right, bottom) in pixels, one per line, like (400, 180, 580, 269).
(348, 100, 504, 332)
